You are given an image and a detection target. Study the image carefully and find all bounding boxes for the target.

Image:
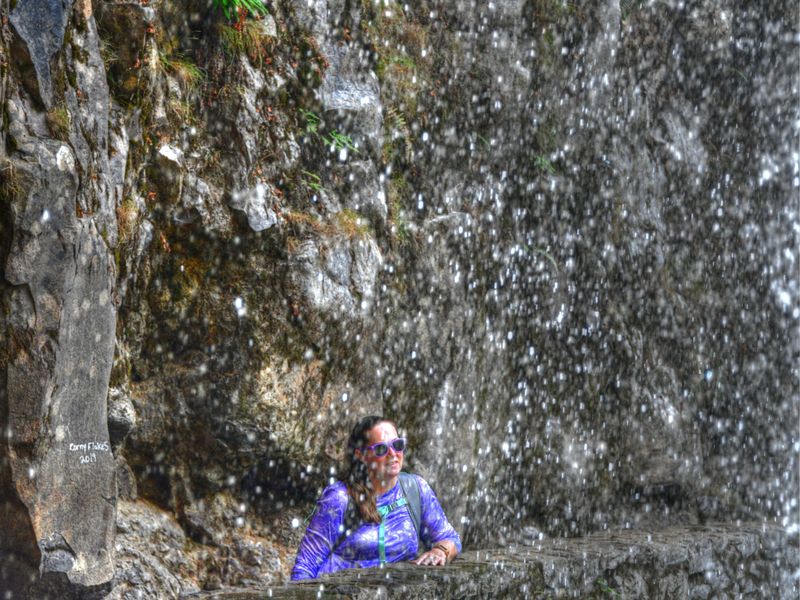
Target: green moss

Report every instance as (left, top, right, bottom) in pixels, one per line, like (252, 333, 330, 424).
(71, 40, 90, 64)
(375, 53, 417, 79)
(361, 7, 433, 117)
(335, 209, 370, 239)
(294, 34, 328, 89)
(46, 103, 70, 140)
(283, 209, 327, 236)
(620, 0, 645, 21)
(387, 176, 414, 248)
(534, 155, 557, 174)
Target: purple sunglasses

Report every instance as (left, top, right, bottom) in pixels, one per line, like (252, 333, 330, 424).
(361, 437, 407, 457)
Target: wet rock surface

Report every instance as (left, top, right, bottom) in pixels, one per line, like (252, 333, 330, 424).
(186, 523, 799, 599)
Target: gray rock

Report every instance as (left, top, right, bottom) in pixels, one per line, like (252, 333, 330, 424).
(257, 14, 278, 37)
(318, 42, 383, 159)
(1, 10, 117, 593)
(690, 583, 712, 599)
(179, 173, 232, 233)
(287, 239, 356, 320)
(340, 161, 387, 228)
(286, 0, 332, 37)
(229, 183, 278, 232)
(151, 144, 185, 202)
(108, 112, 132, 209)
(350, 236, 383, 312)
(9, 0, 71, 108)
(39, 533, 76, 574)
(4, 1, 796, 595)
(658, 571, 690, 598)
(108, 387, 137, 445)
(286, 232, 383, 324)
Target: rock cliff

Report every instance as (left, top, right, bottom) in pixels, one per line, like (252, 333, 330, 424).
(0, 0, 797, 597)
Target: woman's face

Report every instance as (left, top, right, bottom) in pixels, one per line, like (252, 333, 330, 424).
(356, 421, 404, 486)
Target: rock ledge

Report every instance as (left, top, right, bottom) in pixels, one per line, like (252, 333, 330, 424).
(185, 522, 799, 599)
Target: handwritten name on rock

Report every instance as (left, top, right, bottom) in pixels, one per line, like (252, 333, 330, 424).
(68, 441, 110, 464)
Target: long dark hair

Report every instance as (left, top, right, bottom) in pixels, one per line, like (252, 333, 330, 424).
(342, 415, 393, 524)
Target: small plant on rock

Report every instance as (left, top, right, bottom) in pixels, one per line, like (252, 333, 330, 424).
(298, 108, 321, 136)
(213, 0, 268, 22)
(534, 154, 556, 175)
(0, 160, 23, 203)
(383, 105, 412, 162)
(593, 577, 620, 598)
(301, 170, 326, 194)
(159, 53, 205, 94)
(116, 197, 140, 244)
(98, 37, 118, 71)
(325, 130, 358, 154)
(219, 21, 274, 67)
(46, 103, 70, 140)
(298, 108, 359, 155)
(336, 209, 369, 239)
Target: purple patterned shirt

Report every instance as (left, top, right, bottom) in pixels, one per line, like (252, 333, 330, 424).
(291, 474, 461, 580)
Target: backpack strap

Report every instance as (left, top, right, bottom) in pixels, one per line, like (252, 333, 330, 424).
(398, 472, 427, 550)
(377, 497, 408, 564)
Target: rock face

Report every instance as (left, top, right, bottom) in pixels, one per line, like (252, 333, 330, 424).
(0, 0, 797, 598)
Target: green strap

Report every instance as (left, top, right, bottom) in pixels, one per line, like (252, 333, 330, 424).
(377, 497, 408, 565)
(378, 521, 386, 564)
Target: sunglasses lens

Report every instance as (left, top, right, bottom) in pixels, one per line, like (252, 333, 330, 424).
(373, 443, 389, 457)
(391, 438, 406, 452)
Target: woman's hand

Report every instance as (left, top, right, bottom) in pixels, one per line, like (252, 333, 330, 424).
(411, 541, 455, 566)
(412, 547, 448, 566)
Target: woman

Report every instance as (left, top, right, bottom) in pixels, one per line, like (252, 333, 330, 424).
(291, 416, 461, 580)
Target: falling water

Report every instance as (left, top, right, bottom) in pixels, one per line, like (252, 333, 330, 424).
(0, 0, 797, 597)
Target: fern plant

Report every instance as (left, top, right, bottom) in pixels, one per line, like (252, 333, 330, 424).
(534, 154, 556, 175)
(385, 105, 412, 161)
(298, 109, 358, 155)
(324, 130, 358, 153)
(299, 108, 321, 136)
(301, 170, 326, 193)
(213, 0, 268, 21)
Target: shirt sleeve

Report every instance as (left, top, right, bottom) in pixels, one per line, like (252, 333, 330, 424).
(416, 475, 462, 553)
(291, 483, 349, 580)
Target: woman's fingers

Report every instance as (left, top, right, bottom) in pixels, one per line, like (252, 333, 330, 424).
(411, 550, 446, 566)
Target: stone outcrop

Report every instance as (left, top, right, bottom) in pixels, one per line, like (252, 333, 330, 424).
(1, 0, 117, 592)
